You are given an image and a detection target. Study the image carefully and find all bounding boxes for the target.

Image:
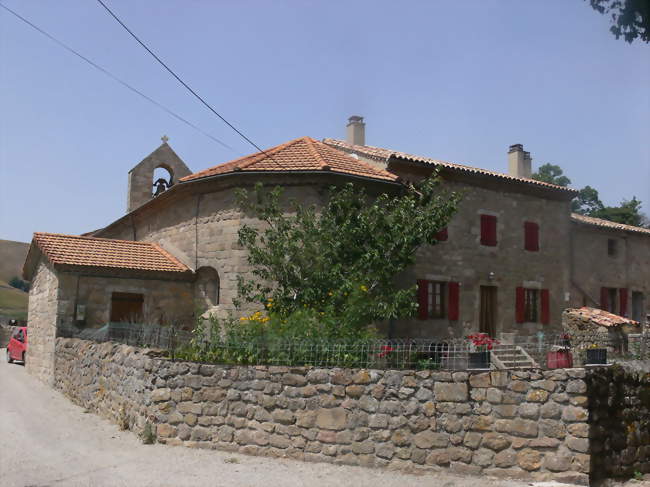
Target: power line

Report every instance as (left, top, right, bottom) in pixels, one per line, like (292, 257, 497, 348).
(95, 0, 282, 167)
(0, 2, 233, 150)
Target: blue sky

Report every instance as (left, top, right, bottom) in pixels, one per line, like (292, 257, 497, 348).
(1, 0, 648, 243)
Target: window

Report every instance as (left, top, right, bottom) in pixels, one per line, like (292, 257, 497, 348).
(516, 287, 550, 324)
(196, 266, 220, 307)
(417, 280, 460, 320)
(524, 221, 539, 251)
(600, 287, 619, 314)
(480, 214, 497, 246)
(607, 239, 617, 257)
(524, 289, 538, 322)
(428, 282, 446, 318)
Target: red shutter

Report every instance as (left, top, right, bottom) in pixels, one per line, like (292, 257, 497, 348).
(619, 288, 628, 317)
(541, 289, 550, 324)
(417, 280, 428, 320)
(448, 282, 460, 320)
(436, 227, 448, 241)
(481, 215, 497, 246)
(600, 287, 609, 311)
(524, 221, 539, 251)
(515, 287, 525, 323)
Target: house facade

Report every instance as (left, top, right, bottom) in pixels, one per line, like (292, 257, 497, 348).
(23, 118, 650, 382)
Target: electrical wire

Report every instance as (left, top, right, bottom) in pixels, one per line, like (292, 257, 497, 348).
(95, 0, 283, 167)
(0, 2, 233, 150)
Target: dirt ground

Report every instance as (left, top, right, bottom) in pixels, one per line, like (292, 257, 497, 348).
(0, 349, 640, 487)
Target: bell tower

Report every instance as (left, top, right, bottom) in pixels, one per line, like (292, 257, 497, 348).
(127, 137, 192, 213)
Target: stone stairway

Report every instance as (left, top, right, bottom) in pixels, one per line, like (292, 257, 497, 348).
(491, 344, 538, 369)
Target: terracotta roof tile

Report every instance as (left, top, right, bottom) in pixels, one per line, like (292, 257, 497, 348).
(322, 138, 578, 194)
(181, 136, 398, 183)
(571, 213, 650, 236)
(564, 306, 640, 328)
(31, 233, 191, 274)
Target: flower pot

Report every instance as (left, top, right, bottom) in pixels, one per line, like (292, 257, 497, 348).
(468, 351, 490, 369)
(547, 350, 573, 369)
(586, 348, 607, 365)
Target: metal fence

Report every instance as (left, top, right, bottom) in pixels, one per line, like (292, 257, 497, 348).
(56, 322, 649, 371)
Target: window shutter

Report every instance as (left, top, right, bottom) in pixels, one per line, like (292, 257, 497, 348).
(448, 282, 460, 320)
(600, 287, 609, 311)
(524, 221, 539, 251)
(515, 287, 525, 323)
(541, 289, 550, 324)
(417, 280, 428, 320)
(481, 215, 497, 246)
(436, 227, 448, 241)
(619, 288, 629, 317)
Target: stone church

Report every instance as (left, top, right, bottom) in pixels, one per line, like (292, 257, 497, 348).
(23, 117, 650, 383)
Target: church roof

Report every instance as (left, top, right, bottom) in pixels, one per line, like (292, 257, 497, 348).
(24, 233, 192, 279)
(180, 136, 399, 183)
(323, 138, 578, 195)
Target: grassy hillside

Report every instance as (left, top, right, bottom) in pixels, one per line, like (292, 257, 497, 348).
(0, 239, 30, 283)
(0, 280, 28, 321)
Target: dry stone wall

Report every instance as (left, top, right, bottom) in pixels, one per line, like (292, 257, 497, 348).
(53, 338, 599, 484)
(587, 365, 650, 481)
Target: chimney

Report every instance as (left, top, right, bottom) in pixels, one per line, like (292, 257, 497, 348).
(346, 115, 365, 146)
(508, 143, 532, 179)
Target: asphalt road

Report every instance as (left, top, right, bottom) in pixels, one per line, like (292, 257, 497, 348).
(0, 349, 585, 487)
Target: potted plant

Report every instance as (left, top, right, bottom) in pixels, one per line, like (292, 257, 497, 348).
(466, 333, 499, 369)
(547, 333, 573, 369)
(585, 344, 607, 365)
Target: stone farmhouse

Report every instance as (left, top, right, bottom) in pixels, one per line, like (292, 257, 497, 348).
(23, 117, 650, 384)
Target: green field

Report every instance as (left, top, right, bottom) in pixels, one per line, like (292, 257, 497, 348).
(0, 280, 28, 321)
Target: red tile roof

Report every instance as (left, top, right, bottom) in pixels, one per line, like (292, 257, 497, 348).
(181, 136, 399, 183)
(29, 233, 191, 275)
(571, 213, 650, 236)
(323, 138, 578, 194)
(565, 307, 640, 328)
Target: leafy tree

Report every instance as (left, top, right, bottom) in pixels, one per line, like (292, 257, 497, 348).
(531, 163, 572, 187)
(587, 0, 650, 43)
(235, 176, 460, 331)
(593, 196, 646, 226)
(571, 185, 605, 215)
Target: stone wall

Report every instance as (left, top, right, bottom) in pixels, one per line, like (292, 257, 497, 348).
(26, 259, 60, 384)
(587, 365, 650, 481)
(54, 338, 592, 485)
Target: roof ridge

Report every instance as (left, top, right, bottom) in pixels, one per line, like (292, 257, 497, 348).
(33, 232, 155, 246)
(303, 136, 330, 170)
(571, 213, 650, 235)
(323, 138, 576, 193)
(151, 243, 190, 269)
(318, 141, 397, 180)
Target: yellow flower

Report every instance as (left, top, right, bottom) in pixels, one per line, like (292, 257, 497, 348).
(360, 285, 368, 292)
(328, 291, 333, 296)
(239, 317, 248, 321)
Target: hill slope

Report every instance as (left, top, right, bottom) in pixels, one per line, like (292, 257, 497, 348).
(0, 280, 28, 321)
(0, 239, 30, 321)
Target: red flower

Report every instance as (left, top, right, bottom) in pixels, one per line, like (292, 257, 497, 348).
(378, 345, 394, 358)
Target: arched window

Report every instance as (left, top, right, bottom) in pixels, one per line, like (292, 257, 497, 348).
(195, 266, 220, 308)
(152, 165, 174, 196)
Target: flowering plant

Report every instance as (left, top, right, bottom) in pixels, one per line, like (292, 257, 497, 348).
(377, 345, 394, 358)
(466, 333, 499, 351)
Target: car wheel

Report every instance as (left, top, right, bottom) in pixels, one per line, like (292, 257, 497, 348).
(21, 352, 25, 366)
(6, 349, 13, 363)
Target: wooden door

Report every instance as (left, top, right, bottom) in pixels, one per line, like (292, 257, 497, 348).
(479, 286, 497, 337)
(110, 292, 144, 323)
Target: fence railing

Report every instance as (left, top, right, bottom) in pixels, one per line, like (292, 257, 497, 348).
(56, 323, 649, 371)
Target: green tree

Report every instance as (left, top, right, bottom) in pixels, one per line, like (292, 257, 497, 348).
(571, 185, 605, 215)
(531, 163, 572, 187)
(8, 276, 29, 292)
(587, 0, 650, 43)
(593, 196, 646, 226)
(235, 176, 460, 331)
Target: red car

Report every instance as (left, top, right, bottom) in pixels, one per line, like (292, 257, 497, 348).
(6, 326, 27, 365)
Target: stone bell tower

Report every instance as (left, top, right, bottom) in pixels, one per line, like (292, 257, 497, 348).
(127, 136, 192, 213)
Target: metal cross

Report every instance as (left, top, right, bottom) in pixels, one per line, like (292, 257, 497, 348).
(161, 135, 169, 143)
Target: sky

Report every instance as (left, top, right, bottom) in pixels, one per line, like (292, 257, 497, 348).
(1, 0, 648, 243)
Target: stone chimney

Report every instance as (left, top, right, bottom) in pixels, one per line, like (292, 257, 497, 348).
(346, 116, 365, 146)
(508, 143, 532, 179)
